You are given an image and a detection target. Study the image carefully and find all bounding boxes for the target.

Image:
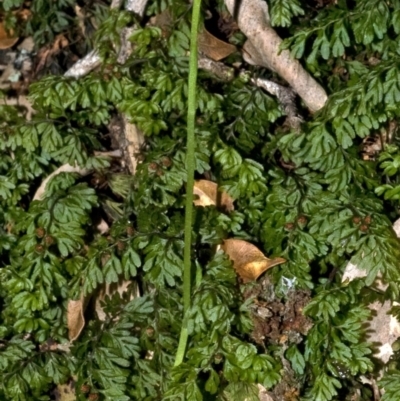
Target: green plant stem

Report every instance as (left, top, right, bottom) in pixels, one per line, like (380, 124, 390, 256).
(173, 0, 202, 367)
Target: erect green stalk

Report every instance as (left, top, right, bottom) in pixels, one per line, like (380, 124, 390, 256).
(173, 0, 202, 367)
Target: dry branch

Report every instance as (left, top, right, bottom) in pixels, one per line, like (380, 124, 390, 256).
(33, 163, 92, 200)
(224, 0, 327, 113)
(197, 56, 301, 130)
(252, 76, 303, 130)
(65, 0, 122, 78)
(64, 49, 101, 78)
(61, 0, 149, 345)
(126, 0, 148, 14)
(198, 55, 235, 81)
(65, 0, 147, 78)
(64, 0, 147, 175)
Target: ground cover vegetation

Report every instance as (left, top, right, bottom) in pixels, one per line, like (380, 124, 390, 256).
(1, 0, 400, 400)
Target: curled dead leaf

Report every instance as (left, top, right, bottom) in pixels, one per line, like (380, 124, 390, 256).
(221, 239, 286, 283)
(193, 179, 234, 212)
(0, 23, 18, 50)
(198, 28, 236, 61)
(67, 296, 86, 341)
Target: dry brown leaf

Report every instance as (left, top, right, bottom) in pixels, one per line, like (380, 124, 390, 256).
(0, 95, 34, 120)
(193, 179, 234, 212)
(15, 9, 32, 21)
(198, 28, 236, 61)
(342, 217, 400, 364)
(0, 23, 18, 50)
(35, 34, 69, 75)
(151, 9, 173, 38)
(95, 280, 138, 321)
(53, 381, 76, 401)
(122, 115, 145, 175)
(221, 239, 286, 282)
(67, 296, 86, 341)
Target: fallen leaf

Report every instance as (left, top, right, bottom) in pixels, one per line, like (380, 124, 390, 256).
(198, 28, 236, 61)
(221, 239, 286, 282)
(67, 296, 86, 341)
(0, 95, 34, 120)
(151, 9, 173, 38)
(121, 115, 145, 175)
(53, 381, 76, 401)
(35, 34, 69, 75)
(15, 9, 32, 22)
(342, 216, 400, 364)
(193, 179, 234, 212)
(0, 23, 18, 50)
(95, 280, 138, 321)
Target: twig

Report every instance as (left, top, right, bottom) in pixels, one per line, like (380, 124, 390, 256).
(251, 76, 303, 130)
(126, 0, 148, 15)
(224, 0, 327, 113)
(371, 378, 381, 401)
(64, 50, 101, 78)
(65, 0, 148, 78)
(197, 56, 302, 130)
(64, 0, 147, 174)
(198, 55, 234, 81)
(33, 163, 92, 200)
(110, 0, 123, 8)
